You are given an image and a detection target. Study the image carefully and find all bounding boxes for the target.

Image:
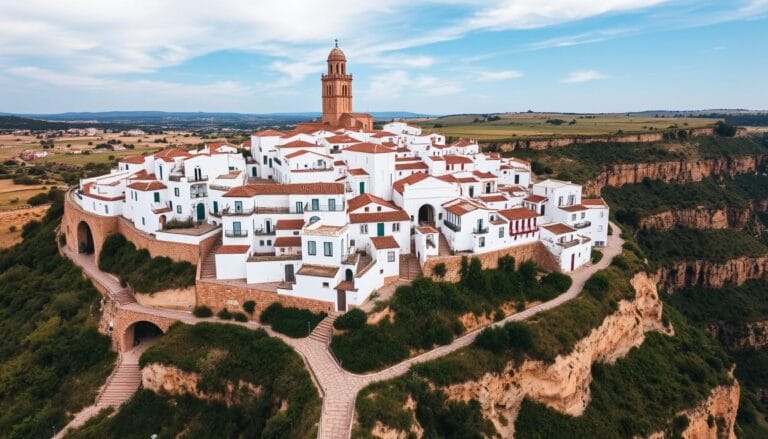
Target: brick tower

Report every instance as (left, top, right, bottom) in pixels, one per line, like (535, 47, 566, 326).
(321, 40, 353, 127)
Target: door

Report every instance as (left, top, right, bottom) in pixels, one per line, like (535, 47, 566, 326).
(196, 203, 205, 221)
(153, 192, 160, 203)
(359, 182, 365, 194)
(213, 200, 218, 214)
(251, 167, 257, 177)
(337, 289, 346, 312)
(311, 199, 319, 211)
(377, 223, 385, 237)
(570, 253, 575, 271)
(284, 265, 295, 283)
(265, 219, 272, 234)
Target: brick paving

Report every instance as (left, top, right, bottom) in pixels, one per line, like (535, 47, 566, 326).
(60, 223, 624, 439)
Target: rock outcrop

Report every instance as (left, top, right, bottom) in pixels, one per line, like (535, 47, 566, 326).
(638, 206, 752, 231)
(648, 382, 740, 439)
(707, 321, 768, 351)
(584, 155, 764, 196)
(440, 273, 669, 437)
(657, 256, 768, 290)
(142, 363, 261, 406)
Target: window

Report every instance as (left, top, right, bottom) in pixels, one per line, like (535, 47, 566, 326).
(153, 192, 160, 203)
(558, 196, 563, 206)
(232, 221, 241, 235)
(581, 212, 586, 219)
(141, 217, 145, 225)
(105, 205, 109, 214)
(328, 198, 336, 211)
(267, 240, 272, 246)
(392, 223, 400, 232)
(174, 188, 179, 197)
(571, 214, 577, 221)
(479, 237, 485, 247)
(308, 240, 316, 255)
(176, 205, 181, 214)
(235, 201, 243, 213)
(597, 225, 603, 232)
(360, 224, 368, 234)
(388, 251, 395, 262)
(296, 201, 304, 213)
(263, 156, 267, 165)
(324, 242, 332, 256)
(499, 227, 504, 238)
(259, 240, 264, 246)
(311, 198, 319, 211)
(322, 282, 329, 288)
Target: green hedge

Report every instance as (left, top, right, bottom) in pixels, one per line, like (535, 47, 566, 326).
(334, 308, 367, 330)
(98, 233, 196, 293)
(259, 303, 327, 338)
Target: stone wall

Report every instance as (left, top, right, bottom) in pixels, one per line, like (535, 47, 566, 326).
(112, 308, 177, 352)
(135, 286, 196, 311)
(421, 241, 560, 282)
(196, 279, 335, 317)
(61, 192, 119, 262)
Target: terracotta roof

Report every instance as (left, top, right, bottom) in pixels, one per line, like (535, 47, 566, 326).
(393, 173, 430, 194)
(325, 134, 358, 143)
(285, 149, 330, 159)
(457, 177, 478, 183)
(334, 160, 346, 166)
(427, 155, 445, 162)
(371, 131, 397, 138)
(127, 181, 166, 191)
(223, 183, 344, 197)
(478, 194, 508, 203)
(417, 226, 439, 234)
(273, 236, 302, 247)
(370, 236, 400, 250)
(275, 219, 305, 230)
(349, 211, 410, 223)
(444, 155, 473, 165)
(120, 155, 145, 164)
(560, 204, 587, 212)
(395, 162, 428, 170)
(498, 207, 538, 221)
(437, 174, 458, 183)
(541, 223, 576, 235)
(443, 199, 485, 216)
(345, 142, 395, 154)
(216, 245, 250, 255)
(130, 170, 156, 179)
(347, 193, 402, 212)
(154, 148, 191, 161)
(252, 129, 285, 137)
(347, 168, 369, 176)
(207, 142, 237, 153)
(524, 195, 548, 203)
(473, 171, 496, 179)
(279, 140, 318, 148)
(582, 197, 608, 207)
(451, 139, 473, 147)
(297, 264, 339, 278)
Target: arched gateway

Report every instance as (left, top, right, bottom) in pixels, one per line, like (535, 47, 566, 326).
(77, 221, 94, 254)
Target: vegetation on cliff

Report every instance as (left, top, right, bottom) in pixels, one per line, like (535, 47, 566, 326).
(98, 233, 196, 293)
(331, 256, 571, 372)
(637, 227, 767, 264)
(259, 303, 327, 338)
(0, 189, 114, 438)
(72, 322, 321, 438)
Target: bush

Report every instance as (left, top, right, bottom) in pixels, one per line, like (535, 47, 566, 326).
(27, 192, 50, 206)
(432, 262, 447, 278)
(334, 308, 367, 330)
(591, 249, 603, 264)
(242, 300, 255, 315)
(217, 309, 232, 320)
(540, 272, 572, 295)
(475, 326, 510, 353)
(232, 312, 248, 322)
(583, 273, 610, 300)
(259, 303, 327, 338)
(192, 305, 213, 318)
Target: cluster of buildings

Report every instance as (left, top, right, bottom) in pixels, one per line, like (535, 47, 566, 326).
(73, 44, 608, 312)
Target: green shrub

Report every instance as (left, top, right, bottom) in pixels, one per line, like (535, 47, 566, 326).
(216, 309, 232, 320)
(432, 262, 447, 278)
(611, 255, 629, 270)
(192, 305, 213, 318)
(583, 273, 610, 301)
(242, 300, 256, 315)
(591, 249, 603, 264)
(27, 192, 50, 206)
(259, 303, 326, 338)
(232, 312, 248, 322)
(638, 228, 767, 264)
(334, 308, 367, 330)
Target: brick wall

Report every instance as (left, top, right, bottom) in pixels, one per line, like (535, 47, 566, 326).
(421, 241, 559, 282)
(196, 279, 334, 317)
(62, 193, 119, 262)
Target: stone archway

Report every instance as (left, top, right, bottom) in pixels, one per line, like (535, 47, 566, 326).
(77, 221, 94, 254)
(121, 320, 165, 350)
(418, 204, 435, 226)
(159, 215, 167, 229)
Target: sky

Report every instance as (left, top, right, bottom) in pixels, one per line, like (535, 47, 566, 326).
(1, 0, 767, 115)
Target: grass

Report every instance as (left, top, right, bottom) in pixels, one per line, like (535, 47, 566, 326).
(664, 280, 768, 325)
(412, 113, 715, 141)
(259, 303, 327, 338)
(637, 228, 768, 264)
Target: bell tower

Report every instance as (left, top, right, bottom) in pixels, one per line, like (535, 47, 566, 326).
(321, 40, 353, 126)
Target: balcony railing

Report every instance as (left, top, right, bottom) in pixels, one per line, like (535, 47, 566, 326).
(557, 238, 580, 248)
(222, 206, 255, 216)
(225, 229, 249, 238)
(573, 221, 591, 229)
(510, 226, 539, 236)
(190, 192, 208, 199)
(151, 201, 172, 214)
(304, 202, 345, 212)
(255, 206, 292, 214)
(443, 219, 461, 232)
(473, 226, 489, 235)
(169, 174, 208, 182)
(253, 227, 276, 236)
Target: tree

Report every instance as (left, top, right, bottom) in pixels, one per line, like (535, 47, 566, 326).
(714, 121, 737, 137)
(432, 263, 447, 279)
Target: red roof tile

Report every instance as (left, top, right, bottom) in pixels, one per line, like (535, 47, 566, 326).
(524, 195, 548, 203)
(498, 207, 538, 221)
(279, 140, 318, 148)
(395, 162, 428, 170)
(349, 211, 410, 223)
(347, 168, 369, 176)
(348, 193, 400, 212)
(370, 236, 400, 249)
(273, 236, 302, 247)
(216, 245, 250, 254)
(560, 204, 587, 212)
(444, 155, 473, 165)
(127, 181, 166, 191)
(224, 183, 344, 197)
(275, 219, 305, 230)
(120, 155, 145, 164)
(541, 223, 576, 235)
(582, 197, 607, 207)
(252, 129, 285, 137)
(345, 142, 395, 154)
(393, 173, 430, 194)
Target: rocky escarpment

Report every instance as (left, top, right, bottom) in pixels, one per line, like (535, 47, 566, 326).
(648, 383, 740, 439)
(440, 273, 670, 437)
(584, 155, 764, 196)
(707, 321, 768, 352)
(657, 256, 768, 290)
(638, 206, 753, 231)
(142, 363, 261, 406)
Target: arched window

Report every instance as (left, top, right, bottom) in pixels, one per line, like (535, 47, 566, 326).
(309, 216, 320, 224)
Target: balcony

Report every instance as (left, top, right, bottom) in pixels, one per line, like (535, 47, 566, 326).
(304, 202, 345, 212)
(169, 174, 208, 182)
(443, 219, 461, 232)
(209, 210, 222, 218)
(190, 192, 208, 199)
(573, 221, 591, 229)
(473, 226, 489, 235)
(225, 229, 249, 238)
(254, 206, 292, 214)
(557, 238, 581, 248)
(151, 201, 172, 214)
(253, 227, 276, 236)
(222, 206, 255, 216)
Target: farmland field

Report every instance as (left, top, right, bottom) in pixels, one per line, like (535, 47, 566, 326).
(412, 113, 718, 141)
(0, 205, 47, 248)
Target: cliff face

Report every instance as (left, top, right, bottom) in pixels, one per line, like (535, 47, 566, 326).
(639, 206, 752, 231)
(707, 321, 768, 351)
(142, 363, 261, 406)
(657, 256, 768, 290)
(584, 155, 763, 196)
(648, 383, 740, 439)
(441, 273, 669, 437)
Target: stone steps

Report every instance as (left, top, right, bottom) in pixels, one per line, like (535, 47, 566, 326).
(200, 239, 222, 279)
(96, 363, 142, 407)
(309, 313, 338, 343)
(399, 254, 422, 280)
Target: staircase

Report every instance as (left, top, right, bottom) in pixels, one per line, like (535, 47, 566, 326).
(200, 238, 222, 279)
(356, 253, 373, 275)
(113, 286, 137, 305)
(437, 230, 451, 256)
(309, 313, 338, 344)
(96, 362, 142, 407)
(399, 254, 423, 280)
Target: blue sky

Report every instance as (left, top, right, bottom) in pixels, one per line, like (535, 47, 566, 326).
(0, 0, 766, 114)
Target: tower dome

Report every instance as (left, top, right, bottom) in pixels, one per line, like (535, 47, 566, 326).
(327, 40, 346, 62)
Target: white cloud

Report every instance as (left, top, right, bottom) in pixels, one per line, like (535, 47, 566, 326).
(478, 70, 523, 81)
(560, 70, 607, 83)
(364, 70, 461, 100)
